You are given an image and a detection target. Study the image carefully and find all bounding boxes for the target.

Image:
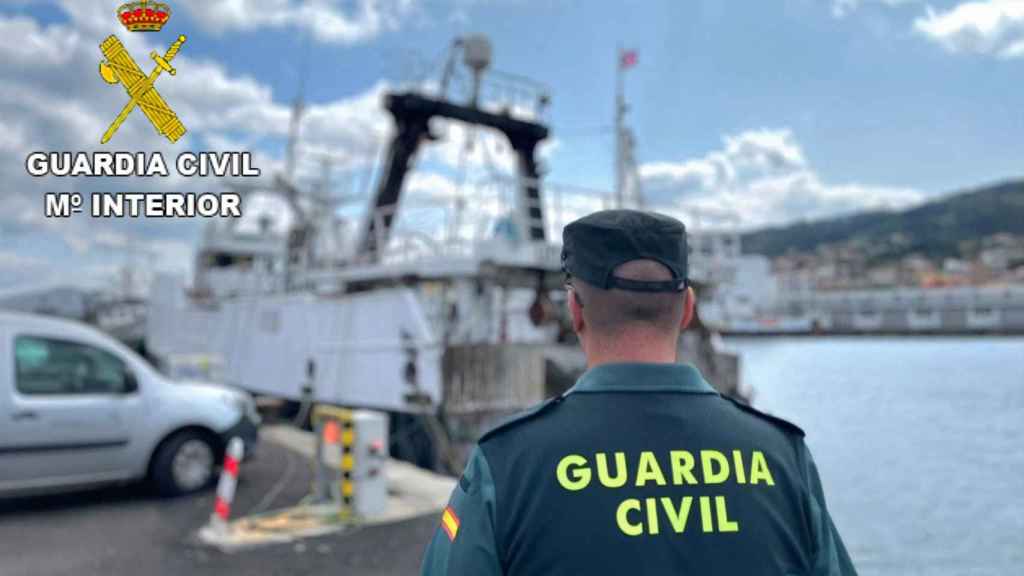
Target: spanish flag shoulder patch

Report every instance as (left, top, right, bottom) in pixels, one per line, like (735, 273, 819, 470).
(441, 505, 460, 541)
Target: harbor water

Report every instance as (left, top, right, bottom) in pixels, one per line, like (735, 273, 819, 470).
(724, 336, 1024, 575)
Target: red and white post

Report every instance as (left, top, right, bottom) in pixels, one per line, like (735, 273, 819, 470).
(207, 437, 244, 535)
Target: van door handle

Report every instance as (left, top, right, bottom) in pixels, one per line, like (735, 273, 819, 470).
(11, 411, 38, 421)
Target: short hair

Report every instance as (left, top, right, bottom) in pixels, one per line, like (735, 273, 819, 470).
(573, 259, 685, 334)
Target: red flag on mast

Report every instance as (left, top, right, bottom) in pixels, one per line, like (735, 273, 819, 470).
(620, 50, 638, 69)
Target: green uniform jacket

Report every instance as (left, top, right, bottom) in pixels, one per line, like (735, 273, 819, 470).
(422, 363, 857, 576)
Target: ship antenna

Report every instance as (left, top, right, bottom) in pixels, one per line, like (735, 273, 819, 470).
(614, 46, 645, 209)
(285, 32, 312, 183)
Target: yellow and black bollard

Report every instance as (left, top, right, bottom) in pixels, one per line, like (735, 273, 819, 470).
(340, 414, 356, 516)
(312, 405, 356, 518)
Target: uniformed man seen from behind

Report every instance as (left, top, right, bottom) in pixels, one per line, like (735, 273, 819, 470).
(421, 209, 857, 575)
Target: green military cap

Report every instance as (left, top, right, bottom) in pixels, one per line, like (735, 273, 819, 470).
(561, 209, 689, 292)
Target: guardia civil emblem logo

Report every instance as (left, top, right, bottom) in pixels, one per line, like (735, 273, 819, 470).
(98, 0, 187, 144)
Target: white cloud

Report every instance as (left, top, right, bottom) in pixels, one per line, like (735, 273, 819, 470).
(175, 0, 416, 44)
(723, 129, 806, 171)
(1003, 37, 1024, 55)
(0, 15, 80, 67)
(639, 128, 925, 230)
(406, 171, 460, 200)
(831, 0, 919, 18)
(913, 0, 1024, 58)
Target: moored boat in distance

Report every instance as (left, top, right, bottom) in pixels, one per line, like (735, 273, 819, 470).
(694, 231, 1024, 336)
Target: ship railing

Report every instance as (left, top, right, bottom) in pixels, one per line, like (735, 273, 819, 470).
(359, 175, 618, 270)
(395, 52, 551, 122)
(473, 70, 551, 122)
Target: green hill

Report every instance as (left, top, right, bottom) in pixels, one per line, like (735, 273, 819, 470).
(741, 179, 1024, 262)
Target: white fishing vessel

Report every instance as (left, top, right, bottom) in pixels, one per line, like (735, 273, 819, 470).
(146, 37, 740, 470)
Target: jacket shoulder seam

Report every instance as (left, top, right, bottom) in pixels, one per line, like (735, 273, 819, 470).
(723, 396, 806, 437)
(478, 396, 563, 444)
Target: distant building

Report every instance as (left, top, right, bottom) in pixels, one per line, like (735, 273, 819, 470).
(868, 265, 899, 287)
(943, 258, 970, 276)
(980, 247, 1011, 271)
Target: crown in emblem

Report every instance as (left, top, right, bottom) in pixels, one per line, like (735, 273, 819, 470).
(117, 0, 171, 33)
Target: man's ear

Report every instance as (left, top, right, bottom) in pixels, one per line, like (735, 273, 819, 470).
(680, 286, 696, 331)
(568, 287, 585, 333)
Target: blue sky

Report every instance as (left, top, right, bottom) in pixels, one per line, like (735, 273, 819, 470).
(0, 0, 1021, 290)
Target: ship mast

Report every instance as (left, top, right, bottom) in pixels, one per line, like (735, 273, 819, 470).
(614, 47, 643, 210)
(357, 36, 551, 262)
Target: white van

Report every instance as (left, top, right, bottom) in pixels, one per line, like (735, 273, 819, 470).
(0, 312, 259, 497)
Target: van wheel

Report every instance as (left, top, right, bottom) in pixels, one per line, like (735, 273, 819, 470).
(151, 431, 216, 497)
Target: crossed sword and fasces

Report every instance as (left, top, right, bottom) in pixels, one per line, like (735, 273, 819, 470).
(98, 34, 187, 144)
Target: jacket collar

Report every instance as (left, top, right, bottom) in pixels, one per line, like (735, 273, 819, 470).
(567, 362, 718, 395)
